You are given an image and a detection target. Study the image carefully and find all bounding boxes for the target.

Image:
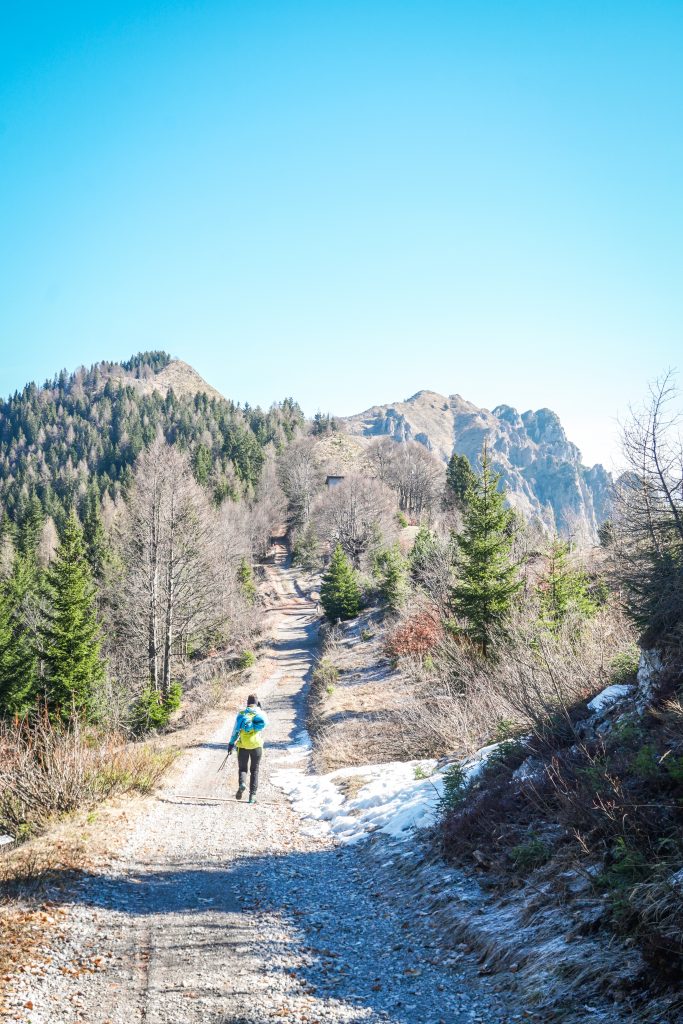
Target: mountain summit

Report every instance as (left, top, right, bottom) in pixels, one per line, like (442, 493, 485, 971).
(110, 358, 227, 404)
(343, 390, 611, 539)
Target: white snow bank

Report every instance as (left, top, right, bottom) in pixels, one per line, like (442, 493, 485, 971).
(587, 684, 632, 715)
(0, 834, 13, 847)
(273, 741, 502, 845)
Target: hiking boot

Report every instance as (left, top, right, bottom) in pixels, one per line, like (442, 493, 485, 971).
(236, 785, 246, 800)
(248, 795, 257, 804)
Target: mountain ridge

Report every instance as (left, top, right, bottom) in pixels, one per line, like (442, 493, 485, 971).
(341, 389, 611, 539)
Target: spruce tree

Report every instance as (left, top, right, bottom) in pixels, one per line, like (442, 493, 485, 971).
(409, 525, 437, 577)
(18, 494, 44, 558)
(320, 544, 361, 621)
(537, 538, 596, 629)
(373, 544, 409, 610)
(0, 560, 39, 716)
(193, 444, 213, 485)
(451, 446, 521, 655)
(237, 557, 257, 604)
(82, 485, 110, 581)
(445, 452, 477, 510)
(42, 512, 105, 720)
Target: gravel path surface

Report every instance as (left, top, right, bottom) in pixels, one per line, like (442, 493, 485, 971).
(4, 546, 518, 1024)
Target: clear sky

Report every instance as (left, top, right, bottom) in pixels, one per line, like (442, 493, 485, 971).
(1, 1, 681, 470)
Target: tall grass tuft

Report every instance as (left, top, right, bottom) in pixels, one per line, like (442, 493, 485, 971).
(0, 713, 175, 841)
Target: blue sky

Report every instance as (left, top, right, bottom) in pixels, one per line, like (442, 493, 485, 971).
(1, 1, 681, 469)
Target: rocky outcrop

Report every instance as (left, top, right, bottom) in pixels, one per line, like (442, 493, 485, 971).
(343, 390, 612, 539)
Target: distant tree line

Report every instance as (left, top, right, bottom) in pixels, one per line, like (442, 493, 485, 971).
(0, 352, 304, 531)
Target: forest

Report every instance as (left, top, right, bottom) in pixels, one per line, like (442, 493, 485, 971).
(0, 352, 302, 728)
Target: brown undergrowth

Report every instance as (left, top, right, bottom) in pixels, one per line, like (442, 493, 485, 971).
(0, 718, 178, 1014)
(308, 590, 682, 1017)
(436, 659, 683, 1017)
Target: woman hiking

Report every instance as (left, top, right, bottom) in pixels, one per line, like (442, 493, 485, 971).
(227, 694, 268, 803)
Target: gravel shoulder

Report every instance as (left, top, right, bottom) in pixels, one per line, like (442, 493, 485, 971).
(2, 547, 519, 1024)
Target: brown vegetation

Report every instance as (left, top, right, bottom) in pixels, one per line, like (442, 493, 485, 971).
(0, 715, 175, 842)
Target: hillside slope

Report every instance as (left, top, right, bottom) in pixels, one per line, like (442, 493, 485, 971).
(343, 389, 611, 538)
(0, 353, 302, 524)
(110, 358, 227, 404)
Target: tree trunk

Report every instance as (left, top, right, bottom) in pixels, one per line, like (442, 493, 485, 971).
(148, 473, 161, 691)
(161, 490, 176, 699)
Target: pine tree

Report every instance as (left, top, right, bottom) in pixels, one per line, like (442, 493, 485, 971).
(537, 538, 596, 629)
(445, 452, 477, 510)
(320, 544, 361, 621)
(409, 525, 437, 576)
(451, 446, 521, 655)
(82, 485, 110, 581)
(18, 494, 44, 558)
(0, 559, 39, 716)
(42, 512, 105, 720)
(237, 557, 257, 604)
(193, 444, 213, 485)
(373, 544, 409, 610)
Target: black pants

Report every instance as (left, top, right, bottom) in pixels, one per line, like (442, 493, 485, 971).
(237, 746, 263, 796)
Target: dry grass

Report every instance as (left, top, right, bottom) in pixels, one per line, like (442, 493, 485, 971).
(0, 721, 178, 1012)
(336, 775, 371, 801)
(0, 716, 177, 842)
(308, 611, 423, 772)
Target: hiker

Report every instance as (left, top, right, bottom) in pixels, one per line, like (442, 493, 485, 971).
(227, 694, 268, 804)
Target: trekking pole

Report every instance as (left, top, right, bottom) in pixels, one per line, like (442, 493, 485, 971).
(217, 749, 233, 773)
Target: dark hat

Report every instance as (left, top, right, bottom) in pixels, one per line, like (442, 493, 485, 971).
(247, 694, 258, 706)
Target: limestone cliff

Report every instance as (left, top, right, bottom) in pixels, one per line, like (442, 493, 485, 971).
(343, 390, 611, 538)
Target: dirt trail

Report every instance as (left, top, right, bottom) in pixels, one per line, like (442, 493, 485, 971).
(4, 542, 515, 1024)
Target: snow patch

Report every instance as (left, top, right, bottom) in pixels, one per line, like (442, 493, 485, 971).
(284, 729, 313, 762)
(587, 684, 632, 715)
(0, 834, 13, 847)
(274, 741, 502, 844)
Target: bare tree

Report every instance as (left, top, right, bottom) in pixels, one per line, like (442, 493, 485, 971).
(36, 516, 59, 568)
(249, 451, 287, 554)
(313, 474, 395, 568)
(367, 438, 396, 486)
(278, 439, 324, 528)
(118, 440, 223, 697)
(612, 372, 683, 646)
(368, 439, 443, 520)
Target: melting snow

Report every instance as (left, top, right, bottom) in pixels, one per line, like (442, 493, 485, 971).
(284, 729, 313, 762)
(587, 684, 632, 714)
(273, 740, 502, 844)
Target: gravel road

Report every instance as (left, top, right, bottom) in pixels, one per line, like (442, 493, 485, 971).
(4, 546, 518, 1024)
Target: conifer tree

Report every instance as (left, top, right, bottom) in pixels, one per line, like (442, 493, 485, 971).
(373, 544, 409, 610)
(409, 525, 438, 577)
(237, 557, 257, 604)
(193, 444, 213, 486)
(18, 494, 44, 558)
(445, 452, 477, 510)
(320, 544, 361, 621)
(82, 485, 110, 581)
(42, 512, 105, 720)
(0, 562, 39, 716)
(537, 538, 596, 629)
(451, 446, 521, 655)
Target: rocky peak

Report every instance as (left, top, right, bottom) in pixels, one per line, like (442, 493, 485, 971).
(342, 389, 612, 541)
